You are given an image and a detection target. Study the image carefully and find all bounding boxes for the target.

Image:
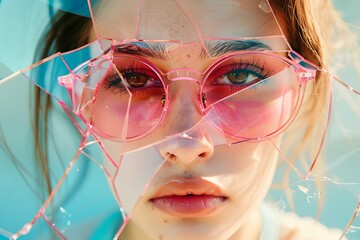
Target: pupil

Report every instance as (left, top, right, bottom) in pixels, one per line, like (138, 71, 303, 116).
(126, 73, 149, 87)
(227, 71, 248, 84)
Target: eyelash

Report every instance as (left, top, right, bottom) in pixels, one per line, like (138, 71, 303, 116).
(103, 65, 161, 95)
(102, 58, 275, 96)
(222, 58, 271, 79)
(103, 75, 128, 95)
(230, 60, 269, 78)
(210, 59, 273, 91)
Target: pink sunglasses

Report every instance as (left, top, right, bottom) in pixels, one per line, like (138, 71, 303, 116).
(59, 44, 317, 142)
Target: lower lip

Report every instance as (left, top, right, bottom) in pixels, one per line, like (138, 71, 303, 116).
(150, 195, 227, 216)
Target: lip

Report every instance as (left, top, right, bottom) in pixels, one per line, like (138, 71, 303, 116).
(149, 178, 228, 217)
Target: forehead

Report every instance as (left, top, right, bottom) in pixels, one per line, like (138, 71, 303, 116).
(91, 0, 288, 46)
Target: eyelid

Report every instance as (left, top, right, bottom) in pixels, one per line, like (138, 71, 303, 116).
(103, 67, 163, 95)
(209, 59, 270, 83)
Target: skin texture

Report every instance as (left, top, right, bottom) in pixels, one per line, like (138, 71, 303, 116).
(27, 0, 352, 238)
(88, 1, 292, 239)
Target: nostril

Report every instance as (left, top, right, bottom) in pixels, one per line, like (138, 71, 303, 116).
(159, 133, 214, 163)
(199, 152, 208, 158)
(164, 152, 176, 161)
(163, 150, 211, 163)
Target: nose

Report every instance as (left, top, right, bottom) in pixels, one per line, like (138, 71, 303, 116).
(158, 81, 214, 163)
(159, 130, 214, 163)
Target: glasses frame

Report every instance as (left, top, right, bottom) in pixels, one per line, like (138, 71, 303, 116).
(58, 48, 317, 142)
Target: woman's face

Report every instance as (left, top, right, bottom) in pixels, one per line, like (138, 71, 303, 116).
(89, 1, 290, 239)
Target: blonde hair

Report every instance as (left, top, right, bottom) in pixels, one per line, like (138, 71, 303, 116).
(270, 0, 358, 216)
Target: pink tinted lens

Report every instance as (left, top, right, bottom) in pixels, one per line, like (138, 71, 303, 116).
(90, 56, 166, 139)
(203, 54, 300, 139)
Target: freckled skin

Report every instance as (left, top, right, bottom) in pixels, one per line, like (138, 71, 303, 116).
(94, 1, 291, 239)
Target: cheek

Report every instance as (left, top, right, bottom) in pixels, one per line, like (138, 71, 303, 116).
(205, 77, 298, 139)
(213, 139, 280, 196)
(92, 92, 128, 137)
(207, 140, 280, 224)
(99, 139, 165, 213)
(89, 80, 167, 139)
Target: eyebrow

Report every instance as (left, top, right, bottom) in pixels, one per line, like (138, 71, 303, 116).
(112, 40, 271, 59)
(113, 42, 167, 59)
(202, 40, 271, 58)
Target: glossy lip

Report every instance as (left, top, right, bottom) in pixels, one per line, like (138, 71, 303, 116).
(149, 178, 228, 217)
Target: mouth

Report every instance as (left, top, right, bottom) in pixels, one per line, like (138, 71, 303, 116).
(149, 178, 228, 217)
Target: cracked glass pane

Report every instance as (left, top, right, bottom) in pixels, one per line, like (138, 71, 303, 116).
(1, 0, 360, 239)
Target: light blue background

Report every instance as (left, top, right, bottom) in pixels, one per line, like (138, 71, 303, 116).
(0, 0, 359, 239)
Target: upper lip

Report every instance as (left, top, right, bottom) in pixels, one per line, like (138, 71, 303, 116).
(149, 178, 227, 199)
